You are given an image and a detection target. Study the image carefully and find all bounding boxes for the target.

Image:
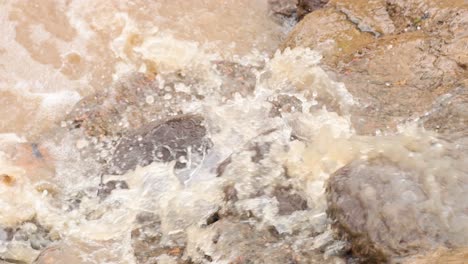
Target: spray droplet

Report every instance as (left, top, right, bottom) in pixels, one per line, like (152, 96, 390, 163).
(76, 139, 88, 149)
(145, 95, 155, 104)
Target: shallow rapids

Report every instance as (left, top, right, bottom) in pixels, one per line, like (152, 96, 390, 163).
(0, 1, 467, 263)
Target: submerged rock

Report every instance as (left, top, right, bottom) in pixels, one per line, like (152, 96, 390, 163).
(0, 220, 57, 264)
(131, 213, 188, 264)
(97, 180, 129, 200)
(326, 157, 468, 262)
(421, 86, 468, 138)
(59, 63, 256, 174)
(268, 94, 303, 117)
(65, 72, 197, 137)
(106, 114, 212, 175)
(268, 0, 329, 23)
(34, 240, 124, 264)
(188, 219, 346, 264)
(203, 220, 290, 263)
(214, 61, 257, 99)
(65, 62, 258, 139)
(272, 185, 308, 216)
(268, 0, 298, 21)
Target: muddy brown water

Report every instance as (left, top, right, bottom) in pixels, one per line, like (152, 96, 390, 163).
(0, 1, 467, 263)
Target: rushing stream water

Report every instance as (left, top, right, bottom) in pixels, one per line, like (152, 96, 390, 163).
(0, 1, 467, 263)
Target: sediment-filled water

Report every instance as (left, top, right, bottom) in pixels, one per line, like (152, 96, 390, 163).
(0, 1, 467, 263)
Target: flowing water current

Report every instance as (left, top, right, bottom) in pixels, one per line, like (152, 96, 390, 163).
(0, 1, 467, 263)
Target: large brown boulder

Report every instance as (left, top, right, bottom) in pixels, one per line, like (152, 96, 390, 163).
(338, 33, 463, 134)
(282, 0, 468, 135)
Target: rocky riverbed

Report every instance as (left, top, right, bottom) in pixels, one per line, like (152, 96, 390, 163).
(0, 0, 467, 263)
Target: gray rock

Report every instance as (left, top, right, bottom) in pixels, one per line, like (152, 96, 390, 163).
(131, 213, 188, 264)
(1, 221, 56, 264)
(268, 0, 329, 22)
(268, 0, 298, 20)
(326, 157, 468, 262)
(297, 0, 329, 20)
(268, 94, 303, 117)
(106, 114, 212, 175)
(97, 180, 129, 200)
(422, 86, 468, 137)
(272, 185, 308, 216)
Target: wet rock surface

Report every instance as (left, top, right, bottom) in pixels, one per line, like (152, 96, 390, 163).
(421, 86, 468, 138)
(201, 220, 296, 263)
(297, 0, 330, 20)
(65, 72, 197, 137)
(268, 94, 303, 116)
(268, 0, 298, 22)
(106, 114, 212, 175)
(268, 0, 329, 22)
(198, 131, 351, 263)
(55, 60, 256, 176)
(326, 157, 468, 262)
(64, 61, 256, 139)
(130, 213, 188, 264)
(341, 33, 464, 134)
(283, 0, 468, 135)
(25, 59, 257, 185)
(273, 185, 308, 215)
(96, 180, 129, 199)
(214, 61, 257, 99)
